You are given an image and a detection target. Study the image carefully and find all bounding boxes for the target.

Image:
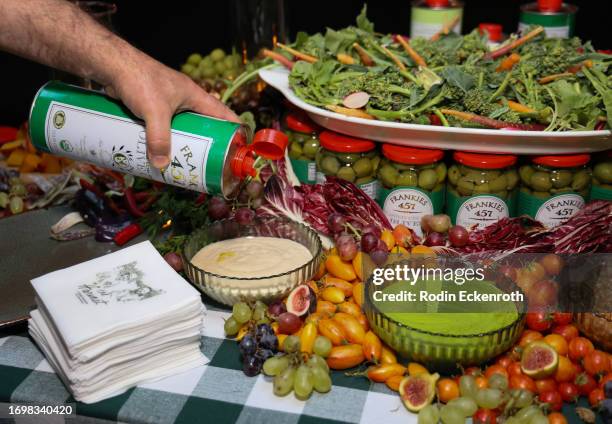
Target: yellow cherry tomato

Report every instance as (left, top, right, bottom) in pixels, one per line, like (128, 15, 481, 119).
(325, 255, 357, 281)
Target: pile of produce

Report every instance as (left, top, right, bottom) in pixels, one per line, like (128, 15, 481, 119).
(263, 7, 612, 131)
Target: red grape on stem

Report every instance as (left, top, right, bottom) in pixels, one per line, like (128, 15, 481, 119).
(449, 225, 469, 247)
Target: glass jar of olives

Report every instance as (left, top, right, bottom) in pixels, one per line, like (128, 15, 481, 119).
(378, 144, 446, 237)
(315, 131, 380, 200)
(518, 154, 591, 227)
(447, 152, 519, 229)
(285, 113, 320, 184)
(591, 150, 612, 201)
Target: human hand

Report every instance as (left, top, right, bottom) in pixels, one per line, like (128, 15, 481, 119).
(105, 56, 239, 169)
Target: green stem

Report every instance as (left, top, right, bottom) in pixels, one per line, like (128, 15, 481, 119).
(433, 108, 449, 126)
(477, 71, 484, 89)
(221, 63, 276, 104)
(400, 69, 420, 85)
(388, 85, 412, 96)
(488, 71, 513, 103)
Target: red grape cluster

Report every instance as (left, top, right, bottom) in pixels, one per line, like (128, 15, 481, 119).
(421, 214, 469, 248)
(327, 213, 388, 266)
(208, 180, 265, 224)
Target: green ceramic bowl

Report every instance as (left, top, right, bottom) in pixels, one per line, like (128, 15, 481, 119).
(363, 258, 525, 372)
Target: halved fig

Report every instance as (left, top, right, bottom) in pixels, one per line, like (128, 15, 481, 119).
(399, 372, 439, 412)
(286, 285, 311, 316)
(520, 341, 559, 379)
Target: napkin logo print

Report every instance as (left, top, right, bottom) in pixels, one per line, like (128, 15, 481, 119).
(75, 261, 164, 305)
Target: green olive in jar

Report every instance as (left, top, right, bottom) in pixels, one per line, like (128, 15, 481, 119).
(337, 166, 356, 182)
(397, 170, 418, 187)
(379, 164, 399, 187)
(551, 169, 573, 188)
(571, 170, 591, 191)
(530, 172, 553, 192)
(435, 162, 447, 184)
(594, 161, 612, 184)
(519, 165, 535, 185)
(418, 169, 439, 191)
(353, 158, 373, 178)
(448, 165, 461, 186)
(321, 155, 341, 175)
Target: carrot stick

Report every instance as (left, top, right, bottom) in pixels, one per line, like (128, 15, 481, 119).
(538, 72, 574, 84)
(337, 53, 355, 65)
(326, 105, 375, 120)
(262, 49, 295, 70)
(380, 45, 406, 71)
(396, 35, 427, 68)
(496, 53, 521, 72)
(431, 16, 460, 41)
(439, 108, 545, 130)
(275, 42, 318, 63)
(484, 26, 544, 60)
(352, 43, 375, 66)
(505, 100, 536, 114)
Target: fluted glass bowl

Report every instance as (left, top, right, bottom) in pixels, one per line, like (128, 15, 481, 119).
(363, 258, 525, 372)
(183, 216, 322, 306)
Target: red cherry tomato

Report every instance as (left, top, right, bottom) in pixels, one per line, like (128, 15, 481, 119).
(575, 372, 598, 396)
(557, 382, 579, 402)
(552, 312, 572, 326)
(485, 364, 509, 380)
(584, 350, 610, 376)
(473, 408, 497, 424)
(535, 378, 557, 395)
(498, 265, 517, 282)
(508, 362, 523, 378)
(526, 312, 552, 332)
(539, 390, 563, 411)
(568, 337, 594, 362)
(551, 324, 579, 342)
(496, 355, 514, 369)
(464, 366, 482, 376)
(510, 374, 537, 393)
(519, 330, 544, 347)
(588, 388, 605, 407)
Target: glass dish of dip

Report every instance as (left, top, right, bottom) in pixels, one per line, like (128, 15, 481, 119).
(183, 216, 322, 305)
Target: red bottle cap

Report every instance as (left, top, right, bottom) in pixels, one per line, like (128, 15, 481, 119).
(319, 130, 375, 153)
(425, 0, 450, 8)
(532, 154, 590, 168)
(478, 23, 503, 42)
(454, 151, 517, 169)
(230, 129, 288, 178)
(285, 113, 319, 134)
(382, 144, 444, 165)
(0, 126, 18, 143)
(537, 0, 562, 12)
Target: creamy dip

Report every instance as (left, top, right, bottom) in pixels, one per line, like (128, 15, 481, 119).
(190, 237, 312, 278)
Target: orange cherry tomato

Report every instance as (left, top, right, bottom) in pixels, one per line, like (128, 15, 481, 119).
(475, 375, 489, 390)
(277, 334, 287, 351)
(508, 362, 523, 377)
(543, 334, 569, 356)
(547, 412, 568, 424)
(323, 276, 354, 297)
(313, 260, 326, 280)
(437, 378, 460, 403)
(568, 337, 594, 362)
(318, 319, 347, 346)
(496, 355, 513, 369)
(385, 374, 404, 392)
(554, 356, 577, 383)
(352, 252, 364, 281)
(333, 312, 365, 344)
(325, 255, 357, 281)
(485, 364, 509, 380)
(299, 322, 317, 354)
(535, 378, 557, 395)
(305, 312, 325, 326)
(316, 300, 337, 315)
(367, 363, 406, 383)
(337, 301, 362, 318)
(379, 345, 397, 365)
(539, 254, 564, 276)
(381, 230, 395, 251)
(356, 313, 369, 332)
(551, 324, 579, 342)
(362, 331, 383, 363)
(321, 286, 346, 304)
(519, 330, 544, 347)
(327, 344, 365, 370)
(584, 350, 610, 376)
(407, 362, 429, 376)
(392, 224, 414, 247)
(588, 388, 605, 407)
(509, 374, 536, 393)
(352, 282, 364, 307)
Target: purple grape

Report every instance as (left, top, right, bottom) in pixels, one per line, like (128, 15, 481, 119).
(163, 252, 183, 272)
(237, 190, 250, 204)
(327, 213, 346, 233)
(375, 239, 388, 252)
(361, 233, 379, 253)
(370, 249, 388, 267)
(243, 355, 263, 377)
(267, 302, 286, 317)
(349, 220, 363, 232)
(258, 333, 278, 350)
(239, 334, 257, 357)
(255, 323, 274, 340)
(235, 207, 255, 225)
(209, 220, 224, 240)
(361, 223, 381, 238)
(245, 180, 264, 199)
(448, 225, 469, 247)
(424, 232, 446, 247)
(251, 197, 263, 209)
(336, 234, 358, 261)
(208, 196, 230, 220)
(254, 348, 275, 362)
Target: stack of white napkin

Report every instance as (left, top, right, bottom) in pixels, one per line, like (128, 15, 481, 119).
(28, 241, 206, 404)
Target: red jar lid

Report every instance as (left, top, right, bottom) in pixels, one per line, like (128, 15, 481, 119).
(0, 126, 18, 143)
(425, 0, 449, 7)
(382, 144, 444, 165)
(285, 113, 318, 134)
(230, 129, 288, 178)
(478, 23, 503, 42)
(454, 152, 517, 169)
(532, 154, 590, 168)
(319, 131, 375, 153)
(537, 0, 562, 12)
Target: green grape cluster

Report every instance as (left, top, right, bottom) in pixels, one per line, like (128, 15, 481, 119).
(263, 335, 333, 400)
(181, 48, 243, 81)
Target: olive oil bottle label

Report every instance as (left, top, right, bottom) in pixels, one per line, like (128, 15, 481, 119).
(518, 191, 585, 228)
(381, 187, 444, 237)
(290, 158, 316, 184)
(45, 101, 214, 192)
(447, 192, 514, 229)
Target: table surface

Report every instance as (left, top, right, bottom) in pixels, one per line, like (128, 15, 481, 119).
(0, 208, 603, 424)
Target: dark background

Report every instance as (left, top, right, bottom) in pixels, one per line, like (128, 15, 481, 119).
(1, 0, 609, 127)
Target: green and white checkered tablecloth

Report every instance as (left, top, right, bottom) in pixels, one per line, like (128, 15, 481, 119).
(0, 302, 418, 424)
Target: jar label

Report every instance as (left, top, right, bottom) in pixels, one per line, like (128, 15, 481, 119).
(315, 171, 326, 184)
(290, 158, 316, 184)
(590, 185, 612, 201)
(447, 191, 514, 229)
(518, 191, 585, 228)
(358, 180, 380, 201)
(380, 187, 444, 237)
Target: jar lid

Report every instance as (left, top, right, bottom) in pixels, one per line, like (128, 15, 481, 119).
(319, 130, 375, 153)
(454, 151, 517, 169)
(0, 126, 18, 143)
(532, 154, 590, 168)
(537, 0, 562, 12)
(382, 144, 444, 165)
(425, 0, 450, 7)
(285, 113, 318, 134)
(230, 129, 288, 178)
(478, 23, 503, 42)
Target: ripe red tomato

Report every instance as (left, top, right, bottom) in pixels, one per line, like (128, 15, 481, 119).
(575, 372, 598, 396)
(485, 364, 509, 380)
(498, 265, 517, 282)
(547, 412, 568, 424)
(473, 408, 497, 424)
(552, 312, 572, 326)
(508, 362, 523, 378)
(464, 366, 482, 376)
(588, 388, 605, 407)
(584, 350, 610, 376)
(519, 330, 544, 347)
(535, 378, 557, 395)
(551, 324, 579, 342)
(526, 312, 552, 332)
(528, 280, 558, 308)
(568, 337, 594, 362)
(557, 382, 579, 402)
(496, 355, 513, 369)
(599, 372, 612, 390)
(539, 390, 563, 411)
(510, 374, 537, 393)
